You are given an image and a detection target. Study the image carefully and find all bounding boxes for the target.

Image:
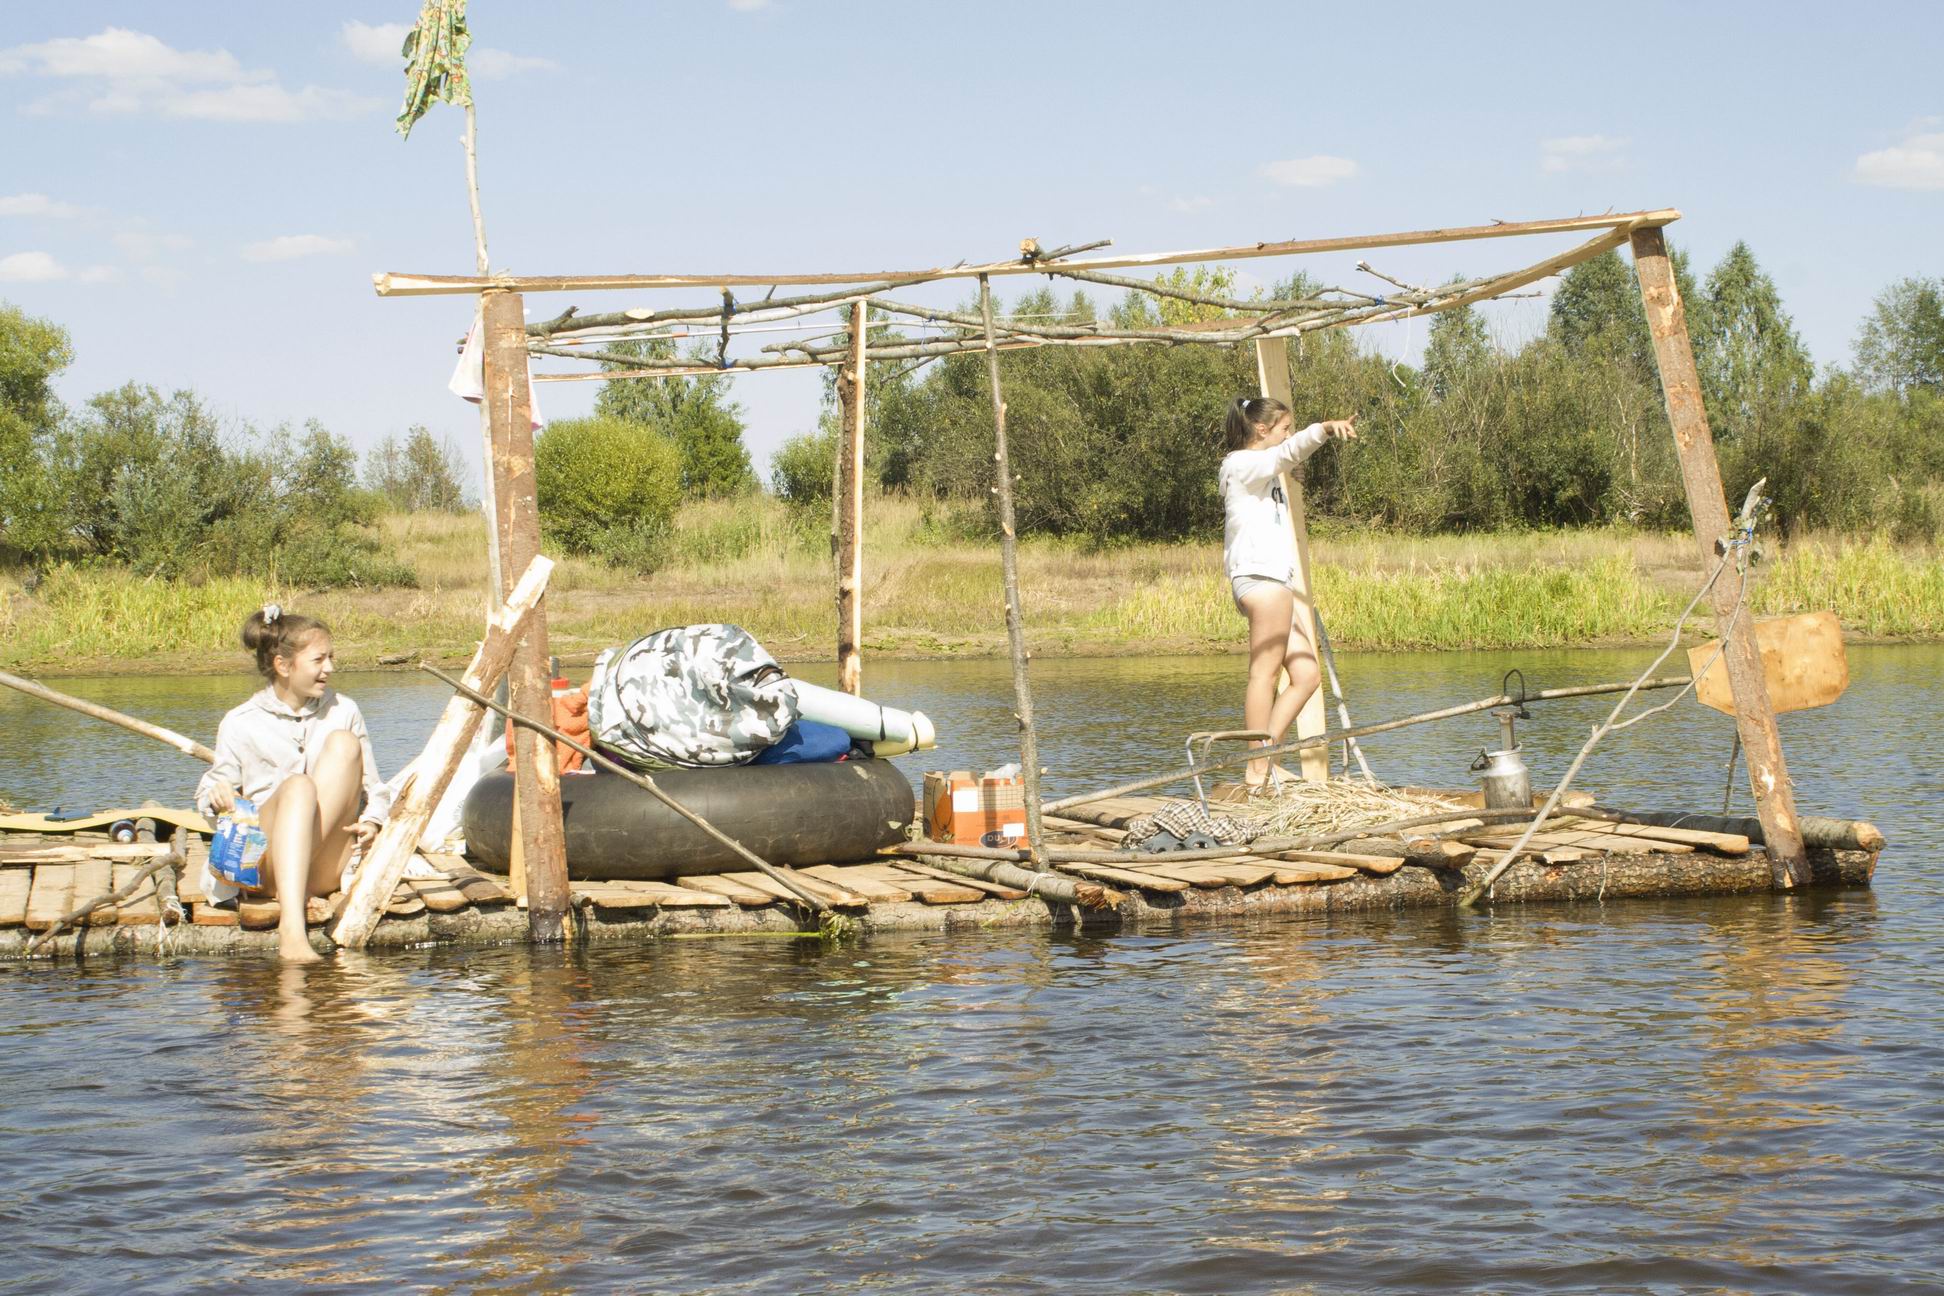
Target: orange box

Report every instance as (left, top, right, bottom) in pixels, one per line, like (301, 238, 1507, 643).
(923, 770, 1027, 847)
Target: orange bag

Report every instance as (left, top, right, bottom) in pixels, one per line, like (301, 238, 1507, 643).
(507, 681, 591, 774)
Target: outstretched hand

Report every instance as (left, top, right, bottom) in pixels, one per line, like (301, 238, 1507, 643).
(1323, 414, 1359, 441)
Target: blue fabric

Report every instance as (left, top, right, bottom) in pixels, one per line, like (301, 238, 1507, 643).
(751, 719, 853, 765)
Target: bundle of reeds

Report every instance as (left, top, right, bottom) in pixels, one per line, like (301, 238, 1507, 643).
(1236, 779, 1467, 840)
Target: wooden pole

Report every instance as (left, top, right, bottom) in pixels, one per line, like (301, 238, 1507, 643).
(978, 274, 1048, 862)
(331, 556, 553, 950)
(462, 103, 503, 598)
(482, 289, 572, 938)
(835, 301, 867, 695)
(1253, 337, 1330, 783)
(1630, 225, 1809, 888)
(0, 668, 215, 764)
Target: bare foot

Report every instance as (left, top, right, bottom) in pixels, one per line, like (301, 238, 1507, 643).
(279, 933, 323, 963)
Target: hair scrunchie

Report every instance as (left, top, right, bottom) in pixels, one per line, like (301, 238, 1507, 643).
(262, 603, 282, 626)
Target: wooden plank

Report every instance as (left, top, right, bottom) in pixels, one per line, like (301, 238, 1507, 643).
(1632, 224, 1807, 887)
(1459, 837, 1587, 865)
(386, 885, 427, 917)
(428, 857, 512, 905)
(374, 210, 1681, 297)
(66, 859, 113, 925)
(0, 868, 30, 926)
(890, 861, 1027, 900)
(0, 841, 177, 865)
(804, 864, 914, 903)
(1553, 818, 1749, 854)
(1052, 861, 1192, 893)
(1275, 849, 1406, 876)
(485, 290, 570, 940)
(406, 875, 471, 913)
(329, 555, 552, 949)
(845, 864, 981, 905)
(1470, 827, 1690, 855)
(191, 902, 237, 927)
(1167, 860, 1280, 887)
(1270, 862, 1358, 884)
(573, 882, 663, 912)
(720, 868, 869, 908)
(1256, 336, 1329, 784)
(112, 862, 159, 926)
(610, 879, 731, 908)
(677, 875, 776, 907)
(24, 865, 76, 931)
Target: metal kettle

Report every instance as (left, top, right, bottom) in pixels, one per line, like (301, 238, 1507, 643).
(1470, 702, 1532, 811)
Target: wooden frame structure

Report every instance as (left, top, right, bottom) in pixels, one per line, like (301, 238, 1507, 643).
(377, 207, 1812, 931)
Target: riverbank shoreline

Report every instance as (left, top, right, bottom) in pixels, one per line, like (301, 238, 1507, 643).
(4, 506, 1939, 676)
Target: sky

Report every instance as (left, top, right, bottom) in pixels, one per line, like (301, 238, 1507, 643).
(2, 2, 1940, 489)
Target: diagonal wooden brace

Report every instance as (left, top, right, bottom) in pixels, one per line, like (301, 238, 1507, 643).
(329, 555, 554, 950)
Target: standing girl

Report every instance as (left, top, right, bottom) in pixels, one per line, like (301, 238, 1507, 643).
(196, 606, 391, 961)
(1219, 397, 1357, 791)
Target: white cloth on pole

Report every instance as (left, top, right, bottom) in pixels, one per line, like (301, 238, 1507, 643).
(449, 310, 544, 429)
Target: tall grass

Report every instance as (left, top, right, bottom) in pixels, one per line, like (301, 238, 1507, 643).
(4, 500, 1939, 672)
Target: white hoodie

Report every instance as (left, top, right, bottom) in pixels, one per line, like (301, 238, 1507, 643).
(195, 687, 391, 825)
(1219, 421, 1329, 581)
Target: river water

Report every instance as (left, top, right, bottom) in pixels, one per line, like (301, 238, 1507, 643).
(2, 647, 1940, 1293)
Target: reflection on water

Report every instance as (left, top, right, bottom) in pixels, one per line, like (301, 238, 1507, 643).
(1, 647, 1941, 1292)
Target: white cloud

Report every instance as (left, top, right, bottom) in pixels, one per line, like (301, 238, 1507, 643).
(1540, 134, 1627, 174)
(77, 264, 120, 284)
(469, 48, 560, 79)
(1, 26, 378, 123)
(241, 234, 355, 263)
(113, 228, 193, 260)
(1169, 194, 1216, 213)
(0, 251, 68, 282)
(342, 20, 409, 65)
(0, 192, 89, 219)
(1854, 126, 1944, 191)
(1257, 155, 1359, 188)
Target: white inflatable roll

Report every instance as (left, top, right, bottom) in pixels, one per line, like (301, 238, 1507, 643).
(791, 680, 936, 756)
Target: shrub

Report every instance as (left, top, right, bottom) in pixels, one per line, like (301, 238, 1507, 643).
(534, 415, 683, 560)
(770, 428, 835, 506)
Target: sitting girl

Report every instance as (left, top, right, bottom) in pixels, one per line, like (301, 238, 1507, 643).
(1219, 397, 1357, 791)
(196, 605, 390, 961)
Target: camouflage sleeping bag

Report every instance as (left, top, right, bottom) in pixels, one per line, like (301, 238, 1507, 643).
(587, 624, 800, 769)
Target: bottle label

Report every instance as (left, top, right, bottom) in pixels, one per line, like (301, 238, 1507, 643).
(209, 797, 268, 890)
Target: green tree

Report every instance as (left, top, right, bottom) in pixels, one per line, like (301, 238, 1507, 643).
(533, 414, 683, 565)
(0, 302, 73, 556)
(1693, 241, 1813, 441)
(593, 337, 754, 497)
(1420, 297, 1492, 400)
(1548, 247, 1700, 374)
(365, 424, 469, 512)
(1854, 276, 1944, 393)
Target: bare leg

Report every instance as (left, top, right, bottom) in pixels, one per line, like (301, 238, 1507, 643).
(1263, 621, 1323, 758)
(1239, 585, 1295, 785)
(258, 731, 363, 963)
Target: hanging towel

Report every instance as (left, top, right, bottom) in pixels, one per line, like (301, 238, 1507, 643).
(449, 309, 544, 429)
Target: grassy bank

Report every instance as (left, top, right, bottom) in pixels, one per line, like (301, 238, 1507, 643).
(2, 496, 1938, 674)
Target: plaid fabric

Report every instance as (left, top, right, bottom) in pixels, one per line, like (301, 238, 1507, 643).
(1121, 801, 1259, 849)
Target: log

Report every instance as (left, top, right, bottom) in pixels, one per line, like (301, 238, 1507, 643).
(329, 555, 552, 950)
(1589, 805, 1883, 854)
(912, 853, 1114, 909)
(373, 209, 1680, 296)
(0, 669, 215, 764)
(979, 274, 1049, 861)
(1346, 837, 1477, 870)
(1633, 224, 1808, 888)
(1275, 848, 1405, 876)
(484, 289, 570, 941)
(835, 300, 867, 695)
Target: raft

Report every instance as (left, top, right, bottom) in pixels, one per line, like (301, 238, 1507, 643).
(461, 760, 916, 880)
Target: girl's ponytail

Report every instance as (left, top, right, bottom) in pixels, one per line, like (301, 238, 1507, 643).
(242, 604, 329, 680)
(1223, 395, 1292, 451)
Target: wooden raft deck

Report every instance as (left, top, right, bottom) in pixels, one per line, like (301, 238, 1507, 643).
(0, 793, 1880, 959)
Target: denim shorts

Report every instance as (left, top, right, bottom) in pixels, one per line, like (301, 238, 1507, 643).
(1229, 573, 1293, 610)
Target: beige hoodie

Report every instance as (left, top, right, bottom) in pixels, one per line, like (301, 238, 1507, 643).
(195, 687, 391, 825)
